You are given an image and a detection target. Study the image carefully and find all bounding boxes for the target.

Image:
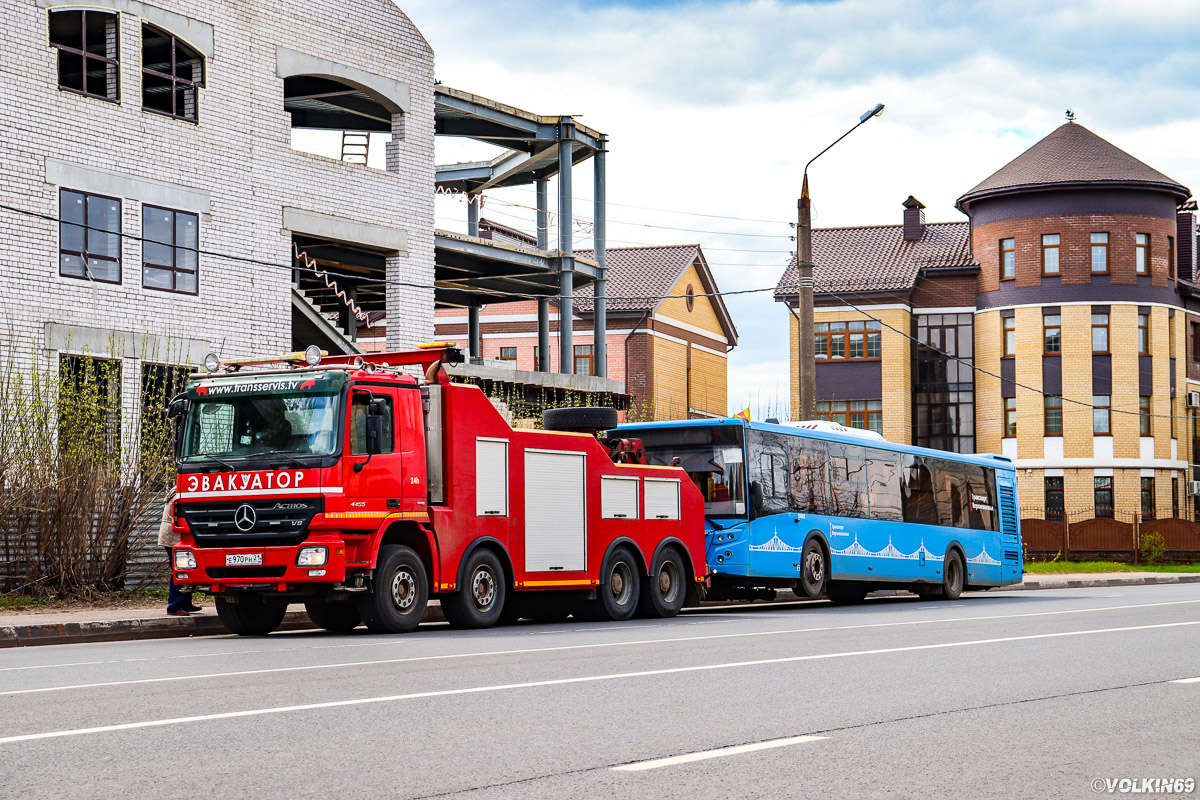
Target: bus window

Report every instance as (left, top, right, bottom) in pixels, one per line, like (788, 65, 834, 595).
(627, 425, 747, 519)
(934, 461, 969, 528)
(789, 436, 829, 515)
(828, 442, 869, 518)
(902, 455, 940, 526)
(864, 449, 903, 522)
(747, 430, 791, 517)
(963, 464, 999, 531)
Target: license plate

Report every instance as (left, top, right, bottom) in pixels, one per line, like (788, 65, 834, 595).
(225, 553, 263, 566)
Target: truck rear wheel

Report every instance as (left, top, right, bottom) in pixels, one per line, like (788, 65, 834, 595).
(215, 594, 287, 636)
(358, 545, 429, 633)
(635, 546, 687, 618)
(441, 548, 507, 629)
(584, 545, 641, 621)
(304, 601, 361, 632)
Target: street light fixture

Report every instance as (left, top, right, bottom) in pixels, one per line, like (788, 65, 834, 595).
(795, 103, 885, 421)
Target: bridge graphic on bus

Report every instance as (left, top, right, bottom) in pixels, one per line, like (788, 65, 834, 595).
(828, 534, 1001, 566)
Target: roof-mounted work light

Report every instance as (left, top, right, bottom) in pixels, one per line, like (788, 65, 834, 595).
(304, 345, 323, 366)
(203, 353, 221, 373)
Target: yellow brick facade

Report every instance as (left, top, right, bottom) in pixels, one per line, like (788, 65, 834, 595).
(974, 309, 1003, 455)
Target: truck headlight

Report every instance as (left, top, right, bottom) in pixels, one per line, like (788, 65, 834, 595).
(174, 550, 197, 570)
(296, 546, 328, 567)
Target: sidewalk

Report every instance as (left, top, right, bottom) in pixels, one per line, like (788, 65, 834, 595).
(2, 573, 1198, 648)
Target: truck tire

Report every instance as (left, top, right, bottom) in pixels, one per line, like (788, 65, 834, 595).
(358, 545, 429, 633)
(794, 536, 828, 599)
(441, 548, 507, 629)
(304, 601, 361, 632)
(635, 546, 687, 618)
(215, 594, 287, 636)
(542, 406, 618, 432)
(584, 545, 641, 621)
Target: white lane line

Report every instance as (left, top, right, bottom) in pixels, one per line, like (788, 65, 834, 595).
(1, 620, 1197, 745)
(6, 599, 1200, 696)
(1170, 677, 1200, 684)
(612, 735, 829, 772)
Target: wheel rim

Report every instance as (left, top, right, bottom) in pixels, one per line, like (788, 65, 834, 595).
(471, 566, 497, 612)
(657, 560, 680, 604)
(805, 547, 824, 587)
(391, 568, 417, 612)
(610, 561, 634, 606)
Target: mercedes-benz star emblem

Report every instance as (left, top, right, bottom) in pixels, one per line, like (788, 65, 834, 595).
(233, 504, 257, 532)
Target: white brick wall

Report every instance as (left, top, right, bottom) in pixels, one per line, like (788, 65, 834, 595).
(0, 0, 436, 440)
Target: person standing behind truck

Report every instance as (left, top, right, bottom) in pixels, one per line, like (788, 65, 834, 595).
(159, 490, 201, 615)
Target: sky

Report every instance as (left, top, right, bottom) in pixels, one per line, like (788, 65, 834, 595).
(361, 0, 1200, 418)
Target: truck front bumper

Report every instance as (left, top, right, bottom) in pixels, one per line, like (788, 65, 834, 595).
(172, 540, 348, 590)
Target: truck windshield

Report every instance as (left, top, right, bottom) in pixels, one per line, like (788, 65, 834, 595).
(621, 425, 747, 519)
(181, 392, 339, 462)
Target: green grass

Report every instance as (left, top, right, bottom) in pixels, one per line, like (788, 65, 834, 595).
(0, 588, 172, 611)
(1024, 560, 1200, 574)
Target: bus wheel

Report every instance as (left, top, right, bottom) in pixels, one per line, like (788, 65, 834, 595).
(358, 544, 428, 633)
(589, 546, 641, 621)
(304, 601, 361, 632)
(442, 549, 507, 629)
(216, 594, 287, 636)
(636, 546, 687, 618)
(826, 582, 869, 604)
(940, 550, 965, 601)
(795, 537, 827, 599)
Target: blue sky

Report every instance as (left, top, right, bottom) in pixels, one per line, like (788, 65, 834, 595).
(396, 0, 1200, 418)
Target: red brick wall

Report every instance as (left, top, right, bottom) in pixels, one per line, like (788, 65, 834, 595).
(974, 213, 1178, 293)
(910, 273, 977, 308)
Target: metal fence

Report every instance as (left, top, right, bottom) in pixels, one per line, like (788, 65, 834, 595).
(1020, 506, 1200, 562)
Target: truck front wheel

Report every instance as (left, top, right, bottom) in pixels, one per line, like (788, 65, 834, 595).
(358, 545, 429, 633)
(215, 594, 287, 636)
(441, 548, 507, 629)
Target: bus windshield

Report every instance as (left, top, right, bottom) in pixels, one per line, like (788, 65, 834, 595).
(181, 392, 339, 463)
(622, 425, 746, 518)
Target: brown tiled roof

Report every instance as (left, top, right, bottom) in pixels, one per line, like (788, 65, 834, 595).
(774, 221, 974, 300)
(573, 244, 703, 313)
(572, 244, 738, 344)
(958, 122, 1190, 210)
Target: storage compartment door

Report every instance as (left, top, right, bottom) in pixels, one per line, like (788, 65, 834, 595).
(601, 476, 639, 519)
(524, 450, 586, 572)
(644, 477, 681, 520)
(476, 438, 509, 516)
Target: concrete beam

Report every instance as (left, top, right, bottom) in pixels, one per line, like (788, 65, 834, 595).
(283, 207, 408, 255)
(45, 158, 211, 215)
(277, 47, 410, 114)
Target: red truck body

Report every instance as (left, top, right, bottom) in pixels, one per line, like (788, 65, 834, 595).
(171, 348, 707, 634)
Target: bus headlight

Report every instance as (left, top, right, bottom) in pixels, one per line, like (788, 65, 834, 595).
(296, 546, 328, 567)
(174, 550, 197, 570)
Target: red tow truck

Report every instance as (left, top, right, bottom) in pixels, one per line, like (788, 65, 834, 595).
(167, 345, 707, 635)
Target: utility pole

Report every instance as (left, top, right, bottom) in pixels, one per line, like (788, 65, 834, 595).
(794, 102, 885, 422)
(797, 177, 816, 420)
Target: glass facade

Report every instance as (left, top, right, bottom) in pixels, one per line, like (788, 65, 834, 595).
(913, 313, 974, 453)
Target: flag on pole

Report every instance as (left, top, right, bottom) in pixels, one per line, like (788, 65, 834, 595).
(733, 407, 751, 422)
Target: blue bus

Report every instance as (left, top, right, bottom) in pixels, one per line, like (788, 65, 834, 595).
(614, 418, 1022, 603)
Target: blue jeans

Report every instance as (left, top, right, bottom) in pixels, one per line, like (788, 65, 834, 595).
(164, 547, 192, 611)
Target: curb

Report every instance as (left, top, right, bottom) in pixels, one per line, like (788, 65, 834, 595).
(998, 573, 1200, 592)
(0, 603, 448, 649)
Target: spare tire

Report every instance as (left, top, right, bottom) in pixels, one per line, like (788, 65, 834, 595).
(542, 406, 619, 432)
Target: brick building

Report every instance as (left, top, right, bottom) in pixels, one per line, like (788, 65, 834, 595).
(777, 122, 1200, 519)
(436, 225, 738, 420)
(0, 0, 436, 444)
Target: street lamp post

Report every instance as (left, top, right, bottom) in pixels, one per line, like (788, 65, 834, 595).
(796, 103, 885, 421)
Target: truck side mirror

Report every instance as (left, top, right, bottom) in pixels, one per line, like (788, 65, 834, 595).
(365, 416, 383, 455)
(167, 394, 189, 419)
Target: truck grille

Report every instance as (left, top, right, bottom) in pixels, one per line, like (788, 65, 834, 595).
(206, 566, 288, 579)
(179, 498, 323, 548)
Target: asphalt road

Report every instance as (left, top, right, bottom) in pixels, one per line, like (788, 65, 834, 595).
(2, 585, 1199, 799)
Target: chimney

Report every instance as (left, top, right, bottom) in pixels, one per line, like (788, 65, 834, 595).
(1178, 201, 1197, 282)
(903, 196, 926, 241)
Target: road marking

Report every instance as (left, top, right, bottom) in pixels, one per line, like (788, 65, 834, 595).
(1, 620, 1197, 745)
(1170, 677, 1200, 683)
(612, 735, 829, 771)
(5, 599, 1200, 695)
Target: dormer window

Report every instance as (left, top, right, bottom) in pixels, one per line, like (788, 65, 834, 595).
(141, 24, 204, 122)
(49, 9, 120, 102)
